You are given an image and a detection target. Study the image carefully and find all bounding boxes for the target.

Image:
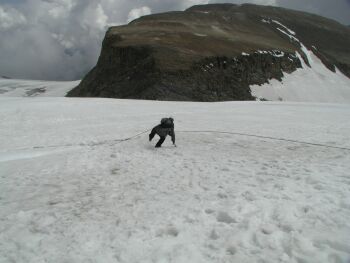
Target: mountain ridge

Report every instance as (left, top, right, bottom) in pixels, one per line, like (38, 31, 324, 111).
(67, 4, 350, 101)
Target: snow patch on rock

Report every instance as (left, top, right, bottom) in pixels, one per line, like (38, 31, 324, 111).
(253, 19, 350, 103)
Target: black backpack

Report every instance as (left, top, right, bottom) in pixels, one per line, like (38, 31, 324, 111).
(161, 118, 173, 128)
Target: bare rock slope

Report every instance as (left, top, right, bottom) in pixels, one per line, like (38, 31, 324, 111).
(67, 4, 350, 101)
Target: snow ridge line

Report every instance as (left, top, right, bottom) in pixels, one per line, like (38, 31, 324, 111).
(4, 129, 350, 152)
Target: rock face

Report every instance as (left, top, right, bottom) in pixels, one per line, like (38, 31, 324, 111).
(67, 4, 350, 101)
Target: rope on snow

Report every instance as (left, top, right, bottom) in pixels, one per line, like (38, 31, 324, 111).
(177, 130, 350, 151)
(6, 128, 350, 152)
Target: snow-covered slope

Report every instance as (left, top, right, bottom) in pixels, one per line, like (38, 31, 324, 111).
(1, 97, 350, 263)
(251, 51, 350, 103)
(251, 20, 350, 103)
(0, 78, 79, 97)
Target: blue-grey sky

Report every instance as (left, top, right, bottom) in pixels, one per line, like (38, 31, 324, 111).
(0, 0, 349, 80)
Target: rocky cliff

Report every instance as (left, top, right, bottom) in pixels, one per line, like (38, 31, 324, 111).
(67, 4, 350, 101)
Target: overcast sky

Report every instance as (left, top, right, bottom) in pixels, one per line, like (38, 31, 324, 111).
(0, 0, 349, 80)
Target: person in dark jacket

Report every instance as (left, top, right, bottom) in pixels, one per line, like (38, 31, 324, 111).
(149, 117, 176, 148)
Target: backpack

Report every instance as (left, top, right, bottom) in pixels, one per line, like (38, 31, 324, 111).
(161, 118, 173, 128)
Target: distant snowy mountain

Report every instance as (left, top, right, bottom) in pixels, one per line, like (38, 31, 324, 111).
(1, 5, 350, 103)
(0, 78, 79, 97)
(68, 4, 350, 102)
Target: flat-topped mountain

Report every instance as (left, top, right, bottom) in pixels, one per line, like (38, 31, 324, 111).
(67, 4, 350, 101)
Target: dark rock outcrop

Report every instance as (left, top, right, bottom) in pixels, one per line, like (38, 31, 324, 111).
(67, 4, 350, 101)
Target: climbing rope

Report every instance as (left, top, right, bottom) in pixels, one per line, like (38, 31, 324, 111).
(177, 130, 350, 151)
(110, 129, 152, 145)
(5, 128, 350, 152)
(10, 129, 152, 151)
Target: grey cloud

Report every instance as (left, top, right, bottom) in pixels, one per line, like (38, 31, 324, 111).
(208, 0, 350, 25)
(276, 0, 350, 25)
(0, 0, 349, 80)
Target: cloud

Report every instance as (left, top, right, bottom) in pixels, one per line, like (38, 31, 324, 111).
(0, 0, 122, 80)
(180, 0, 210, 9)
(209, 0, 350, 24)
(275, 0, 350, 25)
(0, 6, 26, 30)
(208, 0, 276, 6)
(0, 0, 349, 80)
(254, 0, 276, 5)
(127, 6, 152, 23)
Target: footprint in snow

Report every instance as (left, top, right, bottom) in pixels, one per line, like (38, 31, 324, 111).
(216, 211, 237, 224)
(217, 192, 228, 199)
(111, 168, 120, 175)
(209, 229, 219, 240)
(226, 246, 237, 255)
(205, 208, 215, 214)
(260, 224, 274, 235)
(242, 191, 256, 201)
(156, 226, 179, 237)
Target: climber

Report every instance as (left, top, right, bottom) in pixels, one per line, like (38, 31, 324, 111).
(149, 117, 176, 148)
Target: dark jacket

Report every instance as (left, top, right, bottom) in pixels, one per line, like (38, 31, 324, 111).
(151, 123, 175, 144)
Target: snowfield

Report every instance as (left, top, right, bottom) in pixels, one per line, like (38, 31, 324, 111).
(1, 97, 350, 263)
